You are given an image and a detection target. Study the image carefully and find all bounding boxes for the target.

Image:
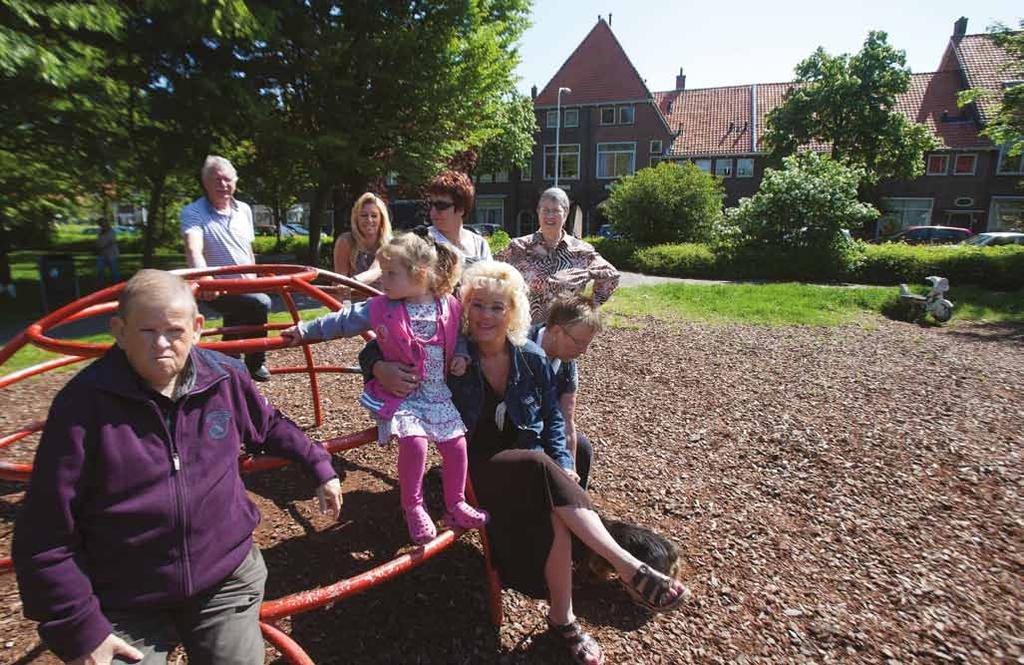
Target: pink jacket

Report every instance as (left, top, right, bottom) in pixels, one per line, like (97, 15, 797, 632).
(360, 294, 463, 419)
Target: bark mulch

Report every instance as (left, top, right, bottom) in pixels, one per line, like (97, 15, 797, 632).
(0, 317, 1021, 664)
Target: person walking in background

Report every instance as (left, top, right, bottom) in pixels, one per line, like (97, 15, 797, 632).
(181, 155, 273, 382)
(95, 219, 120, 284)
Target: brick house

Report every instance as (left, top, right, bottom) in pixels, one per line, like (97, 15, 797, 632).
(472, 16, 1022, 237)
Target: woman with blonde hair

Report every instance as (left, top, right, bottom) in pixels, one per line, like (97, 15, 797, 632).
(333, 192, 393, 287)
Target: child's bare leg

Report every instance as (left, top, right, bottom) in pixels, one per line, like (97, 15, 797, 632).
(436, 436, 488, 529)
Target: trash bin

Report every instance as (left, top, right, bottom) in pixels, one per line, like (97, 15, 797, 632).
(38, 253, 80, 313)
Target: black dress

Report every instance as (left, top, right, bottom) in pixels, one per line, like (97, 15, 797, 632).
(468, 378, 592, 599)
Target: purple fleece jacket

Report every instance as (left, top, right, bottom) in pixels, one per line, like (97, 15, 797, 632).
(13, 346, 336, 661)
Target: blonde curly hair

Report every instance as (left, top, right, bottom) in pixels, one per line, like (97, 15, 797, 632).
(459, 261, 531, 346)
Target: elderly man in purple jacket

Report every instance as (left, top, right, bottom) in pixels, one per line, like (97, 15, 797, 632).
(13, 270, 343, 665)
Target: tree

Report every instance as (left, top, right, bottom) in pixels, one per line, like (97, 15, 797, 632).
(726, 152, 878, 248)
(602, 161, 723, 244)
(764, 31, 938, 184)
(245, 0, 533, 260)
(958, 21, 1024, 180)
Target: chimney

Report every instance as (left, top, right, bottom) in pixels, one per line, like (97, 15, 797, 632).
(676, 68, 686, 91)
(953, 17, 968, 38)
(531, 85, 537, 100)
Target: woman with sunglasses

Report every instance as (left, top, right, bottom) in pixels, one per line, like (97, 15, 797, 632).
(424, 171, 492, 267)
(498, 187, 619, 324)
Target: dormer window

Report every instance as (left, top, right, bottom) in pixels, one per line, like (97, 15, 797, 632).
(649, 140, 663, 155)
(564, 109, 579, 128)
(618, 106, 635, 124)
(600, 107, 616, 125)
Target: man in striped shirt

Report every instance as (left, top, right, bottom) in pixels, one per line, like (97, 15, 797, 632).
(181, 156, 272, 381)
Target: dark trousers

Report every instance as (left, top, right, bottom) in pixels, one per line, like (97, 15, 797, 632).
(210, 293, 271, 370)
(107, 544, 267, 665)
(576, 432, 593, 490)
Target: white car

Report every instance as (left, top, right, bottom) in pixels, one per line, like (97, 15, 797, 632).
(962, 232, 1024, 247)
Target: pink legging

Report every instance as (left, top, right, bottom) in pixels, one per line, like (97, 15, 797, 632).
(397, 435, 469, 512)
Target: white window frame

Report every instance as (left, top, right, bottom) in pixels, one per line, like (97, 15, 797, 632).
(649, 140, 663, 155)
(494, 171, 509, 183)
(879, 197, 934, 236)
(987, 196, 1024, 231)
(596, 142, 637, 180)
(715, 158, 733, 178)
(546, 110, 559, 128)
(926, 153, 948, 176)
(736, 158, 754, 178)
(475, 197, 505, 227)
(694, 159, 711, 173)
(952, 153, 977, 176)
(564, 109, 579, 128)
(618, 106, 635, 125)
(543, 144, 581, 181)
(477, 173, 493, 184)
(599, 107, 616, 125)
(996, 146, 1024, 175)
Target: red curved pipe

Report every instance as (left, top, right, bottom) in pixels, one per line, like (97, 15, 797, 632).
(260, 621, 315, 665)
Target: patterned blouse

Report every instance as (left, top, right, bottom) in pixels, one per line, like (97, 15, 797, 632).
(497, 231, 620, 324)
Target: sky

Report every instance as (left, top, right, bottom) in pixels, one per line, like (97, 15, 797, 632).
(513, 0, 1022, 96)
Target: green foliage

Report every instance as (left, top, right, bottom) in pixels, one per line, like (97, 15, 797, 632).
(631, 244, 717, 278)
(764, 30, 938, 183)
(723, 153, 877, 278)
(487, 229, 511, 255)
(958, 21, 1024, 172)
(854, 243, 1024, 290)
(601, 162, 723, 244)
(585, 237, 641, 271)
(476, 94, 538, 176)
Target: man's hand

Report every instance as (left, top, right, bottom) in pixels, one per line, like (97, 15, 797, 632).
(449, 356, 468, 376)
(280, 325, 303, 347)
(372, 361, 419, 397)
(70, 633, 143, 665)
(196, 276, 221, 301)
(316, 478, 343, 520)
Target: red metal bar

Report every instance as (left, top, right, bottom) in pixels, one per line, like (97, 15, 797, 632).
(0, 558, 12, 576)
(0, 330, 31, 367)
(281, 281, 322, 427)
(270, 366, 360, 375)
(0, 462, 32, 482)
(259, 528, 460, 622)
(0, 356, 87, 391)
(0, 422, 43, 449)
(240, 427, 376, 475)
(259, 621, 315, 665)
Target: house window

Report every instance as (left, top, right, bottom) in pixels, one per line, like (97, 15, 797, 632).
(715, 159, 733, 177)
(989, 197, 1024, 231)
(953, 153, 977, 175)
(564, 109, 579, 128)
(926, 154, 948, 175)
(736, 158, 754, 178)
(495, 171, 509, 183)
(600, 107, 616, 125)
(618, 106, 635, 125)
(521, 161, 532, 181)
(475, 198, 504, 227)
(544, 144, 581, 180)
(546, 110, 558, 128)
(996, 146, 1024, 175)
(878, 198, 933, 236)
(385, 172, 399, 186)
(597, 143, 636, 179)
(650, 140, 663, 155)
(477, 173, 493, 184)
(694, 159, 711, 173)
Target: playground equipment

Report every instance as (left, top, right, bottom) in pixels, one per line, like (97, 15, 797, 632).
(898, 275, 954, 324)
(0, 264, 503, 663)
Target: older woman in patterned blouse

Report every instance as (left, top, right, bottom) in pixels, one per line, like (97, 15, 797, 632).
(497, 187, 620, 324)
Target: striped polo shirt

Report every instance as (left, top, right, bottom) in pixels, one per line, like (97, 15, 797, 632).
(180, 196, 256, 279)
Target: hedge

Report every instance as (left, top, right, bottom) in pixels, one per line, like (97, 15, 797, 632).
(587, 237, 1024, 290)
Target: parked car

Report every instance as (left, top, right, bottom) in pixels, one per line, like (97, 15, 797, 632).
(961, 231, 1024, 247)
(597, 224, 622, 240)
(465, 223, 502, 236)
(880, 225, 973, 245)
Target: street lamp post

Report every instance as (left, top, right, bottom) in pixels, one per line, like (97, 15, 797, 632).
(554, 87, 572, 188)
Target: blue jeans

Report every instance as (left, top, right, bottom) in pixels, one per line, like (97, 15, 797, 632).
(107, 544, 267, 665)
(96, 255, 120, 283)
(210, 293, 271, 370)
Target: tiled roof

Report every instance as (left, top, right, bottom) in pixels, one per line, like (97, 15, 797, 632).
(950, 33, 1023, 123)
(895, 71, 987, 149)
(534, 19, 652, 106)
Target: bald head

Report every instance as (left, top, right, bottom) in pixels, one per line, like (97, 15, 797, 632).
(117, 270, 198, 320)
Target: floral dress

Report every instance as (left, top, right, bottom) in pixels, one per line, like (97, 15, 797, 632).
(377, 301, 466, 443)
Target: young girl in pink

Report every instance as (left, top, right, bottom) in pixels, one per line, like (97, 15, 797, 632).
(282, 233, 488, 544)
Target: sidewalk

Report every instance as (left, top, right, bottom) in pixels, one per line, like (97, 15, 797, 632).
(617, 271, 877, 289)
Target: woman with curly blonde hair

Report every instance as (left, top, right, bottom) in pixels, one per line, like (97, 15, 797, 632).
(333, 192, 393, 287)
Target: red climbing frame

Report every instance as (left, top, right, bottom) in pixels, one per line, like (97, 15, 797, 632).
(0, 265, 503, 663)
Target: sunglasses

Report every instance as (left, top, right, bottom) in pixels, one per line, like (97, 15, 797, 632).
(426, 200, 454, 211)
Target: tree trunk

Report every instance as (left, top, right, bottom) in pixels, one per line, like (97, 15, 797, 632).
(308, 181, 332, 267)
(0, 217, 12, 287)
(142, 173, 167, 267)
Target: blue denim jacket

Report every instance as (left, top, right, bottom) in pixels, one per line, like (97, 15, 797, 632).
(358, 338, 572, 469)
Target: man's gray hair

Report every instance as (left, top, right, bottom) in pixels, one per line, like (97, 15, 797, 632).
(538, 187, 570, 212)
(201, 155, 237, 181)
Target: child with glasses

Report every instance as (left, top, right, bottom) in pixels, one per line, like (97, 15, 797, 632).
(282, 233, 489, 544)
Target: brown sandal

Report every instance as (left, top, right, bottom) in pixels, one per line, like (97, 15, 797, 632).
(620, 564, 691, 612)
(547, 616, 605, 665)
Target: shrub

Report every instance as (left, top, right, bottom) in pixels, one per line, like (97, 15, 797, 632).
(853, 243, 1024, 290)
(602, 161, 723, 244)
(586, 236, 641, 271)
(632, 244, 717, 278)
(488, 229, 510, 255)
